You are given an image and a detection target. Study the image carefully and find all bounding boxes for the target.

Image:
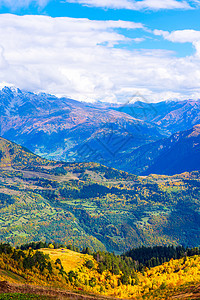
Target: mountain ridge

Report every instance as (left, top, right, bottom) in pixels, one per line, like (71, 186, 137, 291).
(117, 123, 200, 175)
(113, 99, 200, 134)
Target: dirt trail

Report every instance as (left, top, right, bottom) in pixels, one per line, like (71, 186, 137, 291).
(0, 281, 114, 300)
(171, 284, 200, 299)
(2, 280, 200, 299)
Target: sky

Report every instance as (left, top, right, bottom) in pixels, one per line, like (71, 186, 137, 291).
(0, 1, 200, 102)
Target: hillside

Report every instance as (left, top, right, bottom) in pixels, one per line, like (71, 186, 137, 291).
(1, 243, 200, 299)
(40, 246, 200, 299)
(0, 136, 55, 169)
(0, 136, 200, 252)
(117, 124, 200, 175)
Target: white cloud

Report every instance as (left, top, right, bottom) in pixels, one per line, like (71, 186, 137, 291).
(0, 0, 50, 9)
(1, 14, 200, 103)
(154, 29, 200, 57)
(154, 29, 200, 43)
(0, 46, 8, 69)
(133, 37, 145, 43)
(66, 0, 193, 10)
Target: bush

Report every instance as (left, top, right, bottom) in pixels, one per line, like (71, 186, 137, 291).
(85, 260, 94, 269)
(48, 243, 54, 249)
(89, 277, 96, 287)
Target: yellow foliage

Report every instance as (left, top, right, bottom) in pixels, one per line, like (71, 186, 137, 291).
(1, 246, 200, 299)
(45, 249, 200, 299)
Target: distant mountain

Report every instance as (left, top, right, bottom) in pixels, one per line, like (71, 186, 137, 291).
(117, 124, 200, 175)
(1, 86, 200, 176)
(113, 99, 200, 134)
(0, 87, 163, 165)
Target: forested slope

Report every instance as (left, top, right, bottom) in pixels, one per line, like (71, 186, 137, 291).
(0, 136, 200, 252)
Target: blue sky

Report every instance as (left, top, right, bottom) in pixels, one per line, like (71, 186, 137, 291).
(0, 0, 200, 102)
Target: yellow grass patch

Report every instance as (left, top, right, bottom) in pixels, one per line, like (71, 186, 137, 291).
(41, 248, 89, 272)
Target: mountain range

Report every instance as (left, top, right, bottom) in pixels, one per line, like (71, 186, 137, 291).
(1, 86, 200, 175)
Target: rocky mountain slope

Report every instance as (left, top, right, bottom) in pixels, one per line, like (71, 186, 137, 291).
(0, 87, 163, 165)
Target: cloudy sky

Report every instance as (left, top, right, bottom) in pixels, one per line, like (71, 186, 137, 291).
(0, 0, 200, 102)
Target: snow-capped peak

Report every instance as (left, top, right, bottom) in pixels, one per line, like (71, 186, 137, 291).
(0, 83, 21, 94)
